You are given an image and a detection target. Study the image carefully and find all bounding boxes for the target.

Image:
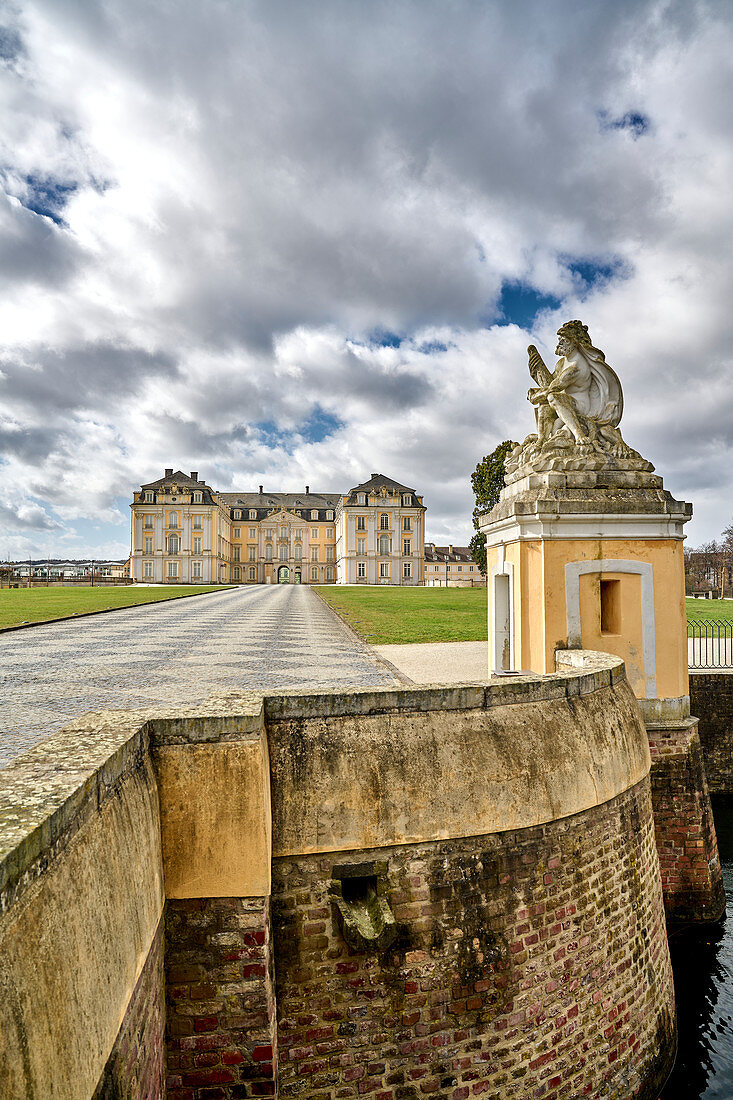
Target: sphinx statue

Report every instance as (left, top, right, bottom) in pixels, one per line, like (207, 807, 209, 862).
(504, 319, 653, 481)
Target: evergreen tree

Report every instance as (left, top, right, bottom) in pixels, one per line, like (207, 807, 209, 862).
(469, 440, 517, 575)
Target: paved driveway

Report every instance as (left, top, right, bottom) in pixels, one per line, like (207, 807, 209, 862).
(0, 585, 397, 768)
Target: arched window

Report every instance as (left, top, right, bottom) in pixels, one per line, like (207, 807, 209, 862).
(379, 534, 390, 555)
(380, 513, 389, 530)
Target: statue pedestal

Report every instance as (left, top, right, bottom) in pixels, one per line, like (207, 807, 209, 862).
(480, 465, 691, 711)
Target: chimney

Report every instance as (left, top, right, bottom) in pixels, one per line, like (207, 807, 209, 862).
(190, 471, 198, 481)
(305, 485, 310, 494)
(165, 468, 173, 478)
(449, 545, 454, 554)
(259, 485, 263, 494)
(371, 473, 378, 479)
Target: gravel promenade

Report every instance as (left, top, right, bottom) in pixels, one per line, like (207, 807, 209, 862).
(0, 584, 397, 768)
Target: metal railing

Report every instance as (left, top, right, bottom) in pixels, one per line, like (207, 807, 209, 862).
(688, 618, 733, 668)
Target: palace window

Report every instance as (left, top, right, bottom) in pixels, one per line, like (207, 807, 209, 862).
(434, 565, 439, 570)
(233, 547, 240, 562)
(144, 515, 154, 529)
(311, 567, 318, 580)
(311, 527, 318, 539)
(357, 493, 366, 505)
(249, 527, 257, 538)
(326, 547, 334, 562)
(233, 510, 241, 519)
(167, 561, 178, 578)
(232, 528, 240, 540)
(294, 545, 302, 560)
(279, 546, 286, 561)
(167, 534, 180, 554)
(280, 526, 287, 538)
(232, 566, 240, 580)
(193, 537, 202, 554)
(403, 562, 412, 578)
(379, 534, 390, 555)
(311, 547, 318, 561)
(357, 538, 366, 555)
(357, 516, 366, 531)
(326, 566, 334, 580)
(144, 537, 153, 554)
(326, 510, 334, 520)
(357, 562, 366, 578)
(249, 567, 256, 580)
(403, 540, 411, 556)
(169, 512, 178, 528)
(193, 515, 202, 529)
(380, 514, 389, 530)
(144, 491, 154, 503)
(311, 510, 318, 520)
(248, 546, 256, 561)
(403, 516, 411, 531)
(402, 495, 411, 506)
(265, 545, 273, 560)
(143, 561, 153, 578)
(192, 561, 202, 578)
(469, 565, 474, 571)
(457, 565, 462, 572)
(193, 491, 202, 503)
(379, 562, 389, 578)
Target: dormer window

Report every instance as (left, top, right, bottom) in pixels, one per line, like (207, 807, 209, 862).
(234, 510, 242, 519)
(193, 491, 202, 503)
(144, 491, 154, 503)
(326, 510, 334, 520)
(311, 510, 318, 520)
(402, 494, 411, 506)
(249, 510, 257, 520)
(357, 493, 366, 505)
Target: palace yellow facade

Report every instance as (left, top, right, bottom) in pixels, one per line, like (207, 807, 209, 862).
(130, 469, 426, 585)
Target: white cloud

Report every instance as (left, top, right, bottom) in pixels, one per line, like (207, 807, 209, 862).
(1, 0, 732, 555)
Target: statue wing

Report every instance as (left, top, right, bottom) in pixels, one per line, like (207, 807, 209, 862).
(585, 357, 624, 426)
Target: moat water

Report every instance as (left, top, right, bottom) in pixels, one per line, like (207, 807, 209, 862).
(661, 795, 733, 1099)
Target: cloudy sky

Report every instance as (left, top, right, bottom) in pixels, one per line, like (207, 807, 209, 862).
(1, 0, 731, 560)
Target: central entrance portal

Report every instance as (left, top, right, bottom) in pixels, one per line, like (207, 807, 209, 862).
(277, 566, 290, 584)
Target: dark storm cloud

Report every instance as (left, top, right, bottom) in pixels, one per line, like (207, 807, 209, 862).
(0, 343, 179, 413)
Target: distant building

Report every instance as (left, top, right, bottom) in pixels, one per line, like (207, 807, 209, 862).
(129, 469, 426, 585)
(424, 543, 484, 586)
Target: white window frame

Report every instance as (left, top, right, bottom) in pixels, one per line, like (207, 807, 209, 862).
(249, 510, 257, 520)
(193, 491, 202, 503)
(311, 510, 318, 520)
(403, 562, 412, 578)
(380, 514, 389, 530)
(379, 562, 389, 579)
(249, 567, 256, 580)
(357, 562, 366, 578)
(192, 561, 202, 578)
(143, 560, 153, 578)
(144, 491, 154, 503)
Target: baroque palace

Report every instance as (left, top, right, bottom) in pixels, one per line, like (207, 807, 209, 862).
(129, 468, 426, 585)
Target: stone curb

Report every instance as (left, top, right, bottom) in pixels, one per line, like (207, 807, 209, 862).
(0, 585, 235, 636)
(309, 587, 414, 685)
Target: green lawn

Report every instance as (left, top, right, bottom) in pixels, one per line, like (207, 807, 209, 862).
(0, 586, 228, 629)
(314, 586, 488, 644)
(686, 597, 733, 624)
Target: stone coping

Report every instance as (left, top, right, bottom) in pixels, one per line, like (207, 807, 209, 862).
(0, 651, 626, 913)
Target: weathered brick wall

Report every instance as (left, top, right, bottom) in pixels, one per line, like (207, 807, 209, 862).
(92, 918, 165, 1100)
(690, 672, 733, 792)
(648, 721, 725, 923)
(165, 897, 277, 1099)
(271, 778, 674, 1100)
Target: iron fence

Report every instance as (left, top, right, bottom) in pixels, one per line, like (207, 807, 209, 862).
(688, 618, 733, 669)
